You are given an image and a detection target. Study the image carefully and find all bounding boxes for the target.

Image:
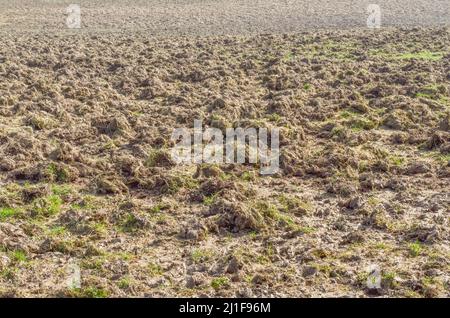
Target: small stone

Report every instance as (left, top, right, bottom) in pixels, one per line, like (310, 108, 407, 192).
(406, 161, 431, 175)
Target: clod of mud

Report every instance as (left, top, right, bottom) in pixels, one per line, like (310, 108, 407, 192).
(21, 184, 50, 203)
(439, 114, 450, 131)
(404, 226, 441, 243)
(405, 161, 432, 175)
(92, 115, 132, 137)
(50, 143, 82, 163)
(226, 256, 244, 274)
(94, 176, 129, 194)
(210, 198, 264, 232)
(383, 110, 413, 130)
(0, 223, 37, 253)
(0, 158, 15, 172)
(179, 221, 208, 241)
(193, 165, 224, 178)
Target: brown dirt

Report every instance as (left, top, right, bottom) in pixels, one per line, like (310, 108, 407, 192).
(1, 0, 449, 34)
(0, 16, 449, 298)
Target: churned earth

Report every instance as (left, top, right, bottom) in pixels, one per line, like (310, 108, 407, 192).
(0, 1, 449, 298)
(0, 0, 449, 34)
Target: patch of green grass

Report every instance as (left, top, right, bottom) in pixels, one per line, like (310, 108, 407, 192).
(311, 263, 333, 275)
(358, 160, 369, 173)
(279, 214, 298, 229)
(102, 140, 117, 150)
(47, 163, 70, 182)
(151, 213, 168, 224)
(3, 183, 21, 195)
(117, 277, 131, 289)
(408, 241, 423, 257)
(255, 202, 279, 219)
(404, 290, 421, 298)
(392, 204, 405, 215)
(32, 194, 63, 217)
(278, 195, 313, 216)
(145, 149, 173, 168)
(423, 151, 450, 165)
(28, 115, 51, 130)
(51, 184, 72, 196)
(282, 52, 295, 62)
(91, 222, 108, 236)
(211, 277, 229, 290)
(373, 242, 389, 250)
(265, 243, 275, 258)
(382, 271, 397, 289)
(191, 248, 214, 264)
(339, 110, 359, 119)
(203, 193, 218, 206)
(80, 195, 100, 210)
(415, 92, 433, 99)
(48, 238, 75, 254)
(437, 153, 450, 164)
(312, 40, 357, 61)
(397, 51, 444, 61)
(0, 207, 18, 220)
(348, 117, 378, 131)
(367, 196, 380, 206)
(10, 250, 27, 263)
(303, 83, 311, 90)
(119, 213, 143, 233)
(255, 201, 304, 231)
(388, 155, 406, 167)
(298, 226, 316, 234)
(369, 49, 444, 62)
(256, 253, 271, 265)
(218, 171, 233, 181)
(0, 267, 17, 280)
(438, 96, 450, 107)
(330, 125, 349, 139)
(149, 202, 170, 214)
(244, 274, 253, 284)
(210, 113, 221, 121)
(81, 257, 106, 271)
(70, 203, 83, 210)
(240, 171, 256, 182)
(148, 263, 163, 277)
(266, 113, 283, 123)
(48, 225, 67, 237)
(420, 276, 441, 293)
(81, 286, 109, 298)
(164, 175, 199, 194)
(415, 84, 446, 100)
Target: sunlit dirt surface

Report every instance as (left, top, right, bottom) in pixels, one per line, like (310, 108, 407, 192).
(0, 1, 449, 298)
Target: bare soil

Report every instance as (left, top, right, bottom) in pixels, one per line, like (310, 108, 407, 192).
(0, 2, 449, 298)
(0, 0, 449, 34)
